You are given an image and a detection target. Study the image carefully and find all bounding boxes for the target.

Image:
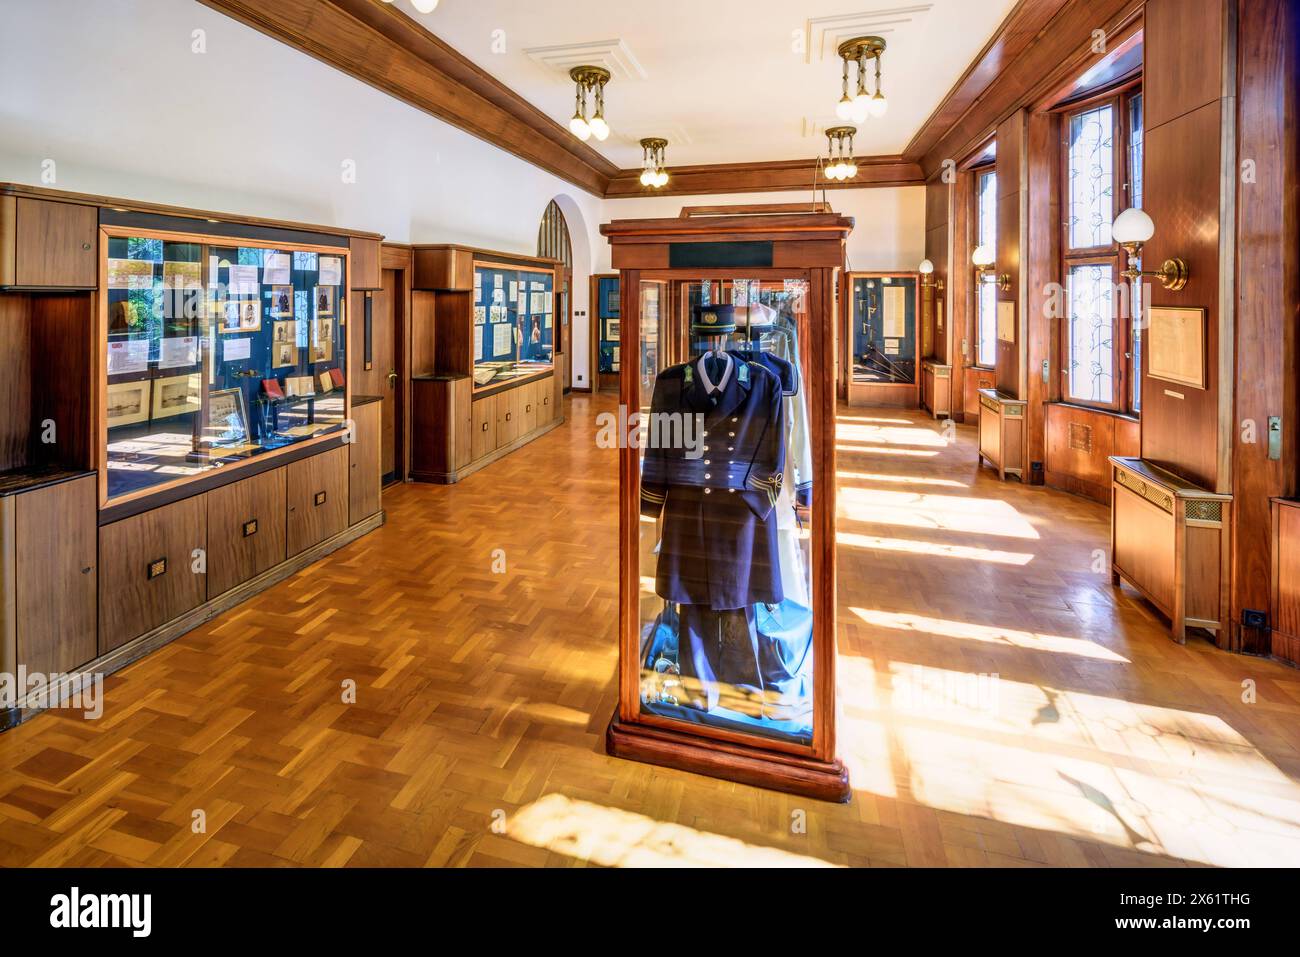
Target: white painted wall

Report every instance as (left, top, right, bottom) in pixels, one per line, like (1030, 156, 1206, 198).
(0, 0, 925, 392)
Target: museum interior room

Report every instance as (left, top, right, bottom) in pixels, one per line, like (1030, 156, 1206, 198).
(0, 0, 1298, 885)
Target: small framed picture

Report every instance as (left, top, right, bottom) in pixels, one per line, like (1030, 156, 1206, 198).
(606, 319, 621, 341)
(273, 320, 295, 344)
(206, 387, 249, 444)
(315, 285, 336, 318)
(318, 371, 335, 394)
(106, 380, 151, 428)
(311, 337, 334, 363)
(274, 341, 297, 368)
(270, 285, 294, 318)
(239, 300, 261, 332)
(151, 373, 202, 419)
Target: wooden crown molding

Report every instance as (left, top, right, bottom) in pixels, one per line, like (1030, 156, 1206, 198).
(605, 156, 924, 199)
(905, 0, 1143, 176)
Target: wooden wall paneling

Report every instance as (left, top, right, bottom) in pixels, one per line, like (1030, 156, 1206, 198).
(348, 237, 381, 290)
(30, 294, 95, 471)
(1143, 0, 1226, 130)
(1023, 110, 1061, 482)
(15, 476, 97, 676)
(1231, 0, 1299, 653)
(432, 292, 472, 377)
(286, 446, 349, 557)
(0, 295, 32, 471)
(204, 468, 288, 599)
(605, 157, 923, 198)
(1045, 404, 1140, 501)
(995, 111, 1026, 400)
(1272, 499, 1300, 665)
(1141, 104, 1227, 490)
(950, 171, 975, 420)
(98, 495, 207, 654)
(410, 291, 436, 377)
(349, 400, 382, 524)
(10, 199, 97, 289)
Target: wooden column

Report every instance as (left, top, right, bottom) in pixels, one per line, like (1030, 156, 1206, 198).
(1022, 111, 1060, 485)
(994, 110, 1027, 402)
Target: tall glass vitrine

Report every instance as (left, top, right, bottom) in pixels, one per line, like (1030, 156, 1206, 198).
(602, 212, 852, 802)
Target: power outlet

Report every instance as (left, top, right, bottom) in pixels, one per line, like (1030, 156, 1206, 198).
(1242, 609, 1268, 630)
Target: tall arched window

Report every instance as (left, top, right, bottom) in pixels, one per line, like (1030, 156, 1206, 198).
(538, 200, 574, 385)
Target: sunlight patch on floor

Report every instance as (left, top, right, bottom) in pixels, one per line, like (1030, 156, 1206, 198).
(837, 423, 949, 448)
(836, 444, 940, 457)
(838, 470, 969, 489)
(506, 793, 839, 867)
(838, 531, 1034, 565)
(834, 655, 1300, 867)
(849, 607, 1128, 662)
(840, 487, 1041, 540)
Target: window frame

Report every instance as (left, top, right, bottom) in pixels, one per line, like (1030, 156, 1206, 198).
(972, 163, 998, 371)
(1056, 85, 1143, 415)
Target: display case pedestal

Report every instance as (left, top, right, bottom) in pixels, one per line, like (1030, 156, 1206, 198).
(606, 714, 851, 803)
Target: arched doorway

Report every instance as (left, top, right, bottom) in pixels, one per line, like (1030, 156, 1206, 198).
(538, 200, 574, 394)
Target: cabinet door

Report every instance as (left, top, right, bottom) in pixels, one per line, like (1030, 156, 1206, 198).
(11, 198, 98, 288)
(348, 237, 381, 291)
(497, 388, 520, 445)
(454, 378, 473, 470)
(472, 395, 497, 461)
(521, 380, 539, 434)
(538, 378, 555, 427)
(349, 400, 382, 525)
(286, 446, 348, 557)
(15, 476, 97, 674)
(99, 495, 207, 653)
(205, 468, 287, 599)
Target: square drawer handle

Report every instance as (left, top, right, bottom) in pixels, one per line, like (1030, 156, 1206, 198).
(481, 422, 489, 432)
(147, 557, 167, 580)
(526, 403, 533, 413)
(505, 412, 512, 422)
(243, 519, 259, 538)
(314, 491, 328, 507)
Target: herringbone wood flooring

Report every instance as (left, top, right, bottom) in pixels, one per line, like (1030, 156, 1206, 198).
(2, 395, 1299, 867)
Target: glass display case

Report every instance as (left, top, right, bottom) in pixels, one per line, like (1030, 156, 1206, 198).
(601, 211, 852, 802)
(104, 230, 348, 502)
(472, 262, 554, 391)
(596, 275, 620, 378)
(845, 271, 919, 406)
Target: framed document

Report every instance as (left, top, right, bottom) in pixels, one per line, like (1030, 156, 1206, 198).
(997, 300, 1016, 342)
(1148, 306, 1206, 389)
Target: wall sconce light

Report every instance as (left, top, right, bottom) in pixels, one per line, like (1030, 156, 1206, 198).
(1112, 207, 1189, 291)
(919, 258, 944, 292)
(972, 245, 1010, 292)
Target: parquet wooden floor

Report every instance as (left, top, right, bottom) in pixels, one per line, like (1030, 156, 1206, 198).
(2, 395, 1299, 867)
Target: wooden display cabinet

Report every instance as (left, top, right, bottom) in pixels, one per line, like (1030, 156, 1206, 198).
(977, 388, 1027, 481)
(0, 183, 386, 728)
(601, 211, 853, 802)
(921, 359, 953, 419)
(1270, 498, 1300, 666)
(408, 244, 564, 484)
(1110, 457, 1232, 643)
(843, 272, 921, 408)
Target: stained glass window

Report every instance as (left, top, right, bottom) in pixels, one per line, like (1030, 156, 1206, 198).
(1066, 263, 1114, 404)
(1067, 104, 1115, 249)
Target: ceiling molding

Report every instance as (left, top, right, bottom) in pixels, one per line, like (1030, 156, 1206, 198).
(197, 0, 619, 196)
(605, 156, 924, 199)
(903, 0, 1144, 176)
(524, 38, 648, 81)
(803, 6, 935, 64)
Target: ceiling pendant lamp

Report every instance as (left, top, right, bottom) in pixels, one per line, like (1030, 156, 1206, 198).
(639, 138, 670, 189)
(569, 66, 612, 143)
(835, 37, 887, 125)
(381, 0, 440, 12)
(822, 126, 858, 182)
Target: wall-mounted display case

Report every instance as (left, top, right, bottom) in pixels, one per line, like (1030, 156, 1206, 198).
(408, 245, 564, 484)
(844, 272, 920, 407)
(103, 231, 350, 504)
(601, 210, 853, 802)
(595, 274, 620, 389)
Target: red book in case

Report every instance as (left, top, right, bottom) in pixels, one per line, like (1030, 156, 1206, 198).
(261, 378, 284, 399)
(329, 368, 345, 389)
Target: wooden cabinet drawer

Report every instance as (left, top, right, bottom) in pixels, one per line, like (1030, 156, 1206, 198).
(205, 468, 287, 599)
(14, 476, 97, 674)
(472, 395, 497, 461)
(99, 495, 207, 653)
(286, 446, 348, 556)
(1, 197, 98, 289)
(349, 400, 382, 525)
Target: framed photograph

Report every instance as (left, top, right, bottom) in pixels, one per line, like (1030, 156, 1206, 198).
(106, 380, 151, 428)
(606, 319, 621, 341)
(270, 285, 294, 318)
(1148, 306, 1206, 389)
(273, 320, 295, 344)
(312, 317, 333, 343)
(207, 387, 249, 443)
(311, 337, 334, 363)
(315, 285, 336, 318)
(219, 300, 242, 333)
(606, 289, 620, 315)
(273, 341, 297, 368)
(151, 373, 201, 419)
(239, 299, 261, 332)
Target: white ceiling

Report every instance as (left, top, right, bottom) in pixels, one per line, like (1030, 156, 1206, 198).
(389, 0, 1018, 167)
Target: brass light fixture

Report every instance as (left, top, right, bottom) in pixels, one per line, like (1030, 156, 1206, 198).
(569, 66, 611, 142)
(1112, 207, 1189, 291)
(639, 138, 669, 189)
(972, 245, 1010, 291)
(835, 36, 888, 125)
(919, 259, 944, 292)
(823, 126, 858, 182)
